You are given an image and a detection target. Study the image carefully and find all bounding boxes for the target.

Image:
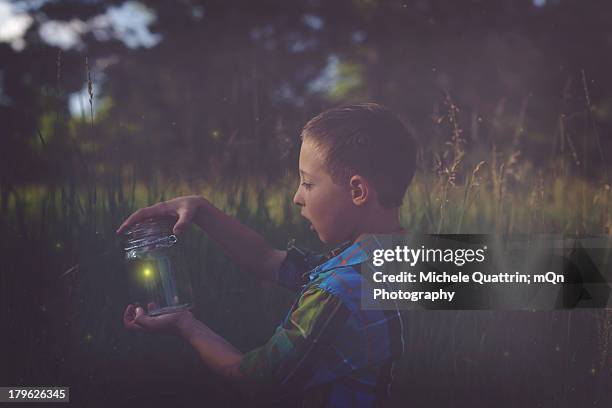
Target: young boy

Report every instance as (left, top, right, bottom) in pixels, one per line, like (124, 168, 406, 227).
(117, 103, 416, 406)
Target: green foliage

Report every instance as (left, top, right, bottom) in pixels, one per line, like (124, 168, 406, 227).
(329, 61, 366, 101)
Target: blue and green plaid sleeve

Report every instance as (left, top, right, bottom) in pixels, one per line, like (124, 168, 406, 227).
(237, 285, 350, 397)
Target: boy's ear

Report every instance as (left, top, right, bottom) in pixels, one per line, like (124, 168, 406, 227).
(349, 175, 369, 206)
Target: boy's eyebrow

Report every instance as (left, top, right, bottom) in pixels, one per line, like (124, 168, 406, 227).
(299, 169, 313, 177)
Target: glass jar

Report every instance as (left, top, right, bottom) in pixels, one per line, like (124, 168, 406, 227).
(123, 217, 193, 316)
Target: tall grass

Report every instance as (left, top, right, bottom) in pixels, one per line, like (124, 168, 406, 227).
(2, 76, 612, 406)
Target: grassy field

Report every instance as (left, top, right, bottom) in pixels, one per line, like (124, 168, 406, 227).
(2, 111, 612, 405)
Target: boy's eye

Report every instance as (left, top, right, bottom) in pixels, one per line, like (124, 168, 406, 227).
(301, 182, 313, 190)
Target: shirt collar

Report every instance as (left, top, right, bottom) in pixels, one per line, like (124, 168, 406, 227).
(306, 234, 384, 281)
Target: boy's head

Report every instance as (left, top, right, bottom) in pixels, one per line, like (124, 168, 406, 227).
(293, 103, 416, 244)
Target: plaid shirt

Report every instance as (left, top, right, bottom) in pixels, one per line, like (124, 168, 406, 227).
(239, 235, 405, 407)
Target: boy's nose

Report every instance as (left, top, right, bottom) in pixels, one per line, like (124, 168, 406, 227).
(293, 189, 304, 206)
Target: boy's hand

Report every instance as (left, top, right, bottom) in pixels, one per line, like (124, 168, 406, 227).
(123, 304, 195, 337)
(116, 195, 206, 235)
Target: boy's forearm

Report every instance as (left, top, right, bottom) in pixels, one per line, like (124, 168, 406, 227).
(177, 316, 244, 380)
(192, 197, 287, 281)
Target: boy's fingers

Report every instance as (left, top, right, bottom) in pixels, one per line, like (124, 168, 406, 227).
(116, 213, 139, 234)
(116, 203, 178, 234)
(123, 304, 144, 331)
(173, 210, 190, 235)
(133, 307, 156, 329)
(147, 302, 157, 312)
(123, 304, 136, 321)
(116, 208, 153, 234)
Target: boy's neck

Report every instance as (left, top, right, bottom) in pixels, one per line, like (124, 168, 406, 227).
(352, 206, 403, 243)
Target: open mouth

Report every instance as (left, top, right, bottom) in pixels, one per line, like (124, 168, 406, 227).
(305, 219, 315, 232)
(302, 214, 315, 231)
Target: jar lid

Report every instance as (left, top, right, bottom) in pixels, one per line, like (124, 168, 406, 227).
(123, 216, 177, 251)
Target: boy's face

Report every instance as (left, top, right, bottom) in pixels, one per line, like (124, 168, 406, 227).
(293, 137, 358, 245)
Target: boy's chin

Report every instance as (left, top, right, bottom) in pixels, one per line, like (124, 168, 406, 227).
(311, 227, 328, 244)
(315, 231, 344, 246)
(311, 225, 346, 245)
